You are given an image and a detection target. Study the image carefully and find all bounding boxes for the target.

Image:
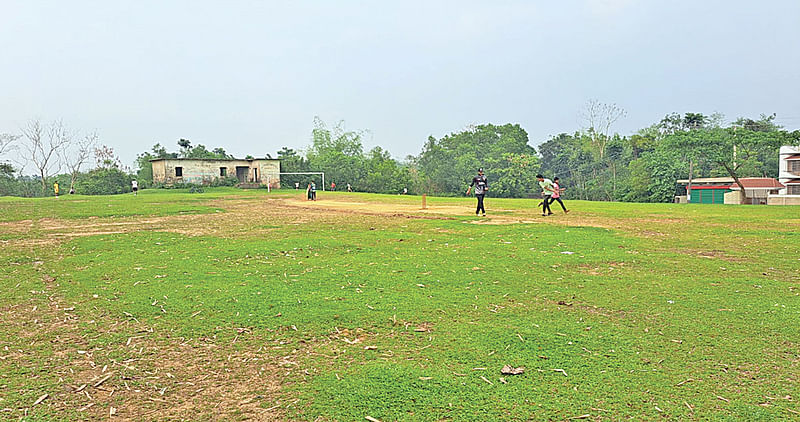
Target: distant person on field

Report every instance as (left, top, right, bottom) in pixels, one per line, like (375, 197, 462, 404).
(402, 187, 408, 195)
(347, 183, 352, 192)
(132, 180, 138, 196)
(536, 174, 556, 216)
(548, 177, 568, 213)
(331, 181, 336, 191)
(307, 181, 317, 201)
(295, 182, 300, 190)
(53, 182, 59, 198)
(466, 168, 488, 217)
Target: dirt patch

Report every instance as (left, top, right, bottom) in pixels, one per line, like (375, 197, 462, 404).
(690, 250, 745, 262)
(0, 263, 290, 421)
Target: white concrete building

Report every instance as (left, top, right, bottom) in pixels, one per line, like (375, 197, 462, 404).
(151, 158, 280, 188)
(769, 146, 800, 205)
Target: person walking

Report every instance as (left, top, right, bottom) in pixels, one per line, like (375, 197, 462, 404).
(131, 180, 138, 196)
(548, 177, 568, 213)
(466, 168, 488, 217)
(536, 174, 556, 216)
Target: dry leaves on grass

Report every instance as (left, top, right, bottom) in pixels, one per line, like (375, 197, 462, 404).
(501, 365, 525, 375)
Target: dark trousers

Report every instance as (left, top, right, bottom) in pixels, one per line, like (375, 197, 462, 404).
(542, 195, 552, 214)
(476, 194, 485, 214)
(549, 196, 567, 211)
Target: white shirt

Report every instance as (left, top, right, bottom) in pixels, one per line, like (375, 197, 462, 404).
(132, 180, 138, 188)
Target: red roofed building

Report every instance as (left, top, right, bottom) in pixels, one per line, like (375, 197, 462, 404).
(727, 178, 784, 205)
(676, 177, 783, 205)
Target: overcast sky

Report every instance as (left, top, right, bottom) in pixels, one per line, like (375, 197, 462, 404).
(2, 0, 799, 168)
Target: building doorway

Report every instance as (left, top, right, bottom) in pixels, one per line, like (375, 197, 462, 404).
(235, 166, 249, 183)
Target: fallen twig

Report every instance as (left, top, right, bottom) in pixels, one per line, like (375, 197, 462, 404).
(93, 374, 113, 388)
(33, 394, 48, 406)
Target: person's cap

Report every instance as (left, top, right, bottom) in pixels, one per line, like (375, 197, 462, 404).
(536, 174, 544, 178)
(478, 168, 484, 173)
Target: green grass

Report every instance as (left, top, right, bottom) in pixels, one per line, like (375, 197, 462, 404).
(0, 189, 798, 420)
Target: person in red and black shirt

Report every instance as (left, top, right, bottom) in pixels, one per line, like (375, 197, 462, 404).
(466, 168, 488, 216)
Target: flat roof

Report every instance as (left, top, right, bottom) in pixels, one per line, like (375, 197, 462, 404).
(677, 177, 734, 184)
(150, 157, 280, 162)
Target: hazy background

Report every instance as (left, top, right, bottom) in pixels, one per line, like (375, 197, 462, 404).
(2, 0, 799, 167)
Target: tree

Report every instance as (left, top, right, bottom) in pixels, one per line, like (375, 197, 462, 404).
(178, 139, 192, 157)
(21, 119, 71, 194)
(416, 123, 536, 197)
(306, 117, 367, 188)
(363, 146, 409, 194)
(95, 145, 123, 169)
(61, 131, 98, 193)
(277, 147, 310, 188)
(580, 99, 626, 160)
(669, 126, 786, 203)
(0, 133, 20, 156)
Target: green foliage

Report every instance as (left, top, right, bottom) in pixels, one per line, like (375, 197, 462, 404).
(129, 114, 800, 203)
(307, 117, 368, 188)
(416, 123, 537, 197)
(152, 175, 239, 190)
(277, 147, 311, 187)
(74, 167, 132, 195)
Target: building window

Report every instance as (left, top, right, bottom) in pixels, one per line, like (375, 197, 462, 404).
(789, 160, 800, 173)
(175, 167, 183, 177)
(220, 167, 227, 177)
(789, 185, 800, 195)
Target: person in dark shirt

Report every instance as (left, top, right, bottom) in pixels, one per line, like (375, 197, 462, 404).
(466, 168, 488, 216)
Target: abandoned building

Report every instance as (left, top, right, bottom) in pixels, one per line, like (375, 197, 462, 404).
(151, 158, 281, 188)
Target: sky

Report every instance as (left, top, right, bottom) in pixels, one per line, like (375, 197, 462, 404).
(2, 0, 799, 169)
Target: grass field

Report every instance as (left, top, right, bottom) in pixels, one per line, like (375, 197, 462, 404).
(0, 189, 798, 421)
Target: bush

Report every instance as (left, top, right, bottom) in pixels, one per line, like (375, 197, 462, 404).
(74, 168, 132, 195)
(210, 176, 240, 187)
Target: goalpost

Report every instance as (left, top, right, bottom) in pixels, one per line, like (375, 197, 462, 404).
(267, 172, 325, 193)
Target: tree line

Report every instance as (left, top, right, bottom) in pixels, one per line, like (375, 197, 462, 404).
(278, 110, 798, 202)
(2, 105, 798, 200)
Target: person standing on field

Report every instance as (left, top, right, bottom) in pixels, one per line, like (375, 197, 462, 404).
(132, 180, 138, 196)
(307, 181, 317, 201)
(548, 177, 568, 213)
(536, 174, 556, 216)
(53, 181, 59, 198)
(466, 168, 488, 217)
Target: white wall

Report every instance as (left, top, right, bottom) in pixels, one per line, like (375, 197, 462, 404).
(778, 146, 800, 195)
